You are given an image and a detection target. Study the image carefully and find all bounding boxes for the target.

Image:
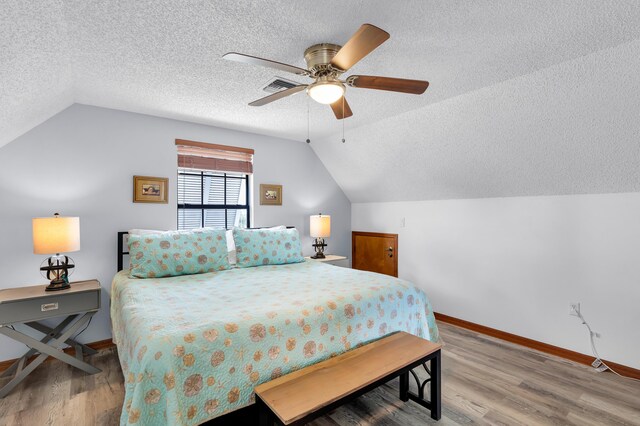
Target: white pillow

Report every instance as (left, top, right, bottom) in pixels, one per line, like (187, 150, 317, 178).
(226, 229, 236, 264)
(226, 226, 286, 265)
(128, 228, 166, 235)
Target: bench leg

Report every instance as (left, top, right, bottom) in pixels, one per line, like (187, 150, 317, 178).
(403, 349, 442, 421)
(399, 371, 409, 402)
(256, 396, 274, 426)
(430, 350, 441, 420)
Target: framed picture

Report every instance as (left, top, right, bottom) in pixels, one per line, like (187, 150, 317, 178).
(260, 184, 282, 206)
(133, 176, 168, 203)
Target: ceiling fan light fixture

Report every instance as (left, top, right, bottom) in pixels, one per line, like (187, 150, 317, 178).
(225, 23, 429, 119)
(307, 79, 345, 104)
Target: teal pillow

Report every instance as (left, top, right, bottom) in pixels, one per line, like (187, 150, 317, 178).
(128, 229, 231, 278)
(233, 227, 304, 268)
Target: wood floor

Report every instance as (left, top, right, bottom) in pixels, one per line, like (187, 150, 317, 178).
(1, 321, 638, 425)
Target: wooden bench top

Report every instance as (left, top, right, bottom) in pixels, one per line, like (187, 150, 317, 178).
(254, 331, 442, 425)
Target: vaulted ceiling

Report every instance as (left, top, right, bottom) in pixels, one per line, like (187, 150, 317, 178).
(3, 1, 640, 201)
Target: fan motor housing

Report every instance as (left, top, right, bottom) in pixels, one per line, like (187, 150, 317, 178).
(304, 43, 342, 77)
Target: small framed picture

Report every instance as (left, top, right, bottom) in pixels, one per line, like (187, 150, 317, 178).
(133, 176, 168, 203)
(260, 184, 282, 206)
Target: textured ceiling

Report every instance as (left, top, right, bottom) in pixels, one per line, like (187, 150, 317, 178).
(1, 1, 74, 147)
(2, 1, 640, 200)
(313, 38, 640, 202)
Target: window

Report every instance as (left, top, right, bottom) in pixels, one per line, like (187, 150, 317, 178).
(176, 139, 253, 230)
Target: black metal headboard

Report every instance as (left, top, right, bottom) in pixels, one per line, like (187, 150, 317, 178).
(117, 227, 295, 272)
(117, 231, 130, 272)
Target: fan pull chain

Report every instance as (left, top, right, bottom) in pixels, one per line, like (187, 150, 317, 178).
(341, 96, 346, 143)
(306, 96, 311, 144)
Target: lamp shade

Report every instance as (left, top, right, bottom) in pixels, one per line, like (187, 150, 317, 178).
(310, 214, 331, 238)
(33, 216, 80, 254)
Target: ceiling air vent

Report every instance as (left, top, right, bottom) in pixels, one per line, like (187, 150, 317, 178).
(262, 77, 299, 93)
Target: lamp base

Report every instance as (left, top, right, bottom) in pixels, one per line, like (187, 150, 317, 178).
(311, 237, 328, 259)
(45, 280, 71, 292)
(40, 254, 74, 291)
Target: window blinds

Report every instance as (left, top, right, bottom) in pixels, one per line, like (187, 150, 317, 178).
(176, 139, 254, 174)
(177, 170, 248, 230)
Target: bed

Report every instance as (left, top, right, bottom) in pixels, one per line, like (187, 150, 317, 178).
(111, 234, 439, 426)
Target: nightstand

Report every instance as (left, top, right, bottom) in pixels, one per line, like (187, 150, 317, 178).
(0, 280, 102, 398)
(305, 255, 350, 268)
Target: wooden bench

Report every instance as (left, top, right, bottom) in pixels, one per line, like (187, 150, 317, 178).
(255, 331, 442, 425)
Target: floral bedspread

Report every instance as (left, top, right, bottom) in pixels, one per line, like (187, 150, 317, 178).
(110, 260, 439, 425)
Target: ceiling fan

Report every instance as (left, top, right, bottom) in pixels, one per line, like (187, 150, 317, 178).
(223, 24, 429, 120)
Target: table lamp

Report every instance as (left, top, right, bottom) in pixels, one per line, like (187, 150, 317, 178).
(33, 213, 80, 291)
(310, 213, 330, 259)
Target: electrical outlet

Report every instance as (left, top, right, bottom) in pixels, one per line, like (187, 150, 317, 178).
(569, 302, 580, 317)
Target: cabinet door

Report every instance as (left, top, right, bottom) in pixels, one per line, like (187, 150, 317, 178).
(352, 232, 398, 277)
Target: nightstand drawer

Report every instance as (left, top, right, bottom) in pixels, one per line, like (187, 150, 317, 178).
(0, 290, 100, 325)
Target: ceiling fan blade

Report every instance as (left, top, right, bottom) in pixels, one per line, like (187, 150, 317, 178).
(347, 75, 429, 94)
(330, 97, 353, 120)
(249, 85, 308, 106)
(330, 24, 390, 71)
(223, 52, 310, 76)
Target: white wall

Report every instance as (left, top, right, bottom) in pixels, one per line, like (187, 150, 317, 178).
(0, 104, 350, 362)
(353, 193, 640, 369)
(311, 36, 640, 371)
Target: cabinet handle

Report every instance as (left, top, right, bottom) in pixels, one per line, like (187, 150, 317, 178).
(41, 302, 59, 312)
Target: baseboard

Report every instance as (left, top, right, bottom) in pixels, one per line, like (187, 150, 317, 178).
(0, 338, 115, 373)
(86, 338, 116, 352)
(434, 312, 640, 380)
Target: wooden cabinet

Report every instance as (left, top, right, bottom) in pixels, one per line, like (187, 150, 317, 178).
(352, 231, 398, 277)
